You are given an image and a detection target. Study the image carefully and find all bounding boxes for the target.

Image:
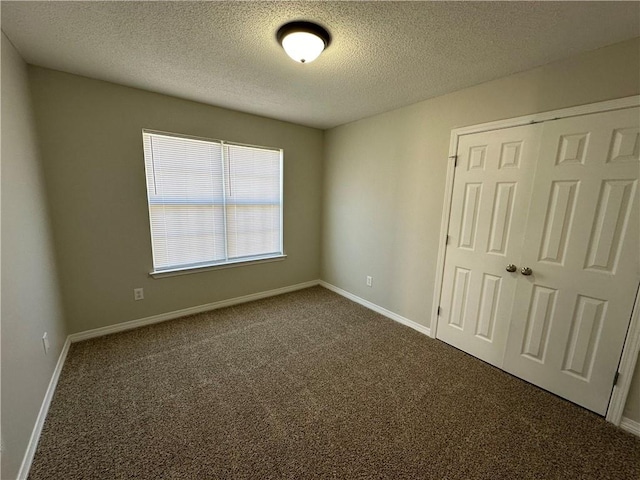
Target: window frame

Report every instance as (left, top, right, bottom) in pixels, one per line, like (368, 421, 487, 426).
(142, 129, 285, 278)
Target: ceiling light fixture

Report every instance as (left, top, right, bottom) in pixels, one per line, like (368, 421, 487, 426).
(276, 21, 331, 64)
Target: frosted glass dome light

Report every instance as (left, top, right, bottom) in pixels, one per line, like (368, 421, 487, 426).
(282, 31, 325, 63)
(277, 21, 331, 64)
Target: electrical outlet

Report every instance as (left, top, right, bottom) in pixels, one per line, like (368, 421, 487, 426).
(42, 332, 50, 354)
(134, 288, 144, 301)
(366, 276, 373, 287)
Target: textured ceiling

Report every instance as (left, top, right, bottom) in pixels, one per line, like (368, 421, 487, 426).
(2, 1, 639, 129)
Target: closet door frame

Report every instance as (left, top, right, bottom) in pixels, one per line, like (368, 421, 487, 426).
(430, 95, 640, 426)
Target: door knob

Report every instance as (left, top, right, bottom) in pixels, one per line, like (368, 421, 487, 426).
(506, 264, 517, 272)
(521, 267, 533, 276)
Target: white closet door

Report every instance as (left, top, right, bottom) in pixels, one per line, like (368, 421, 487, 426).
(503, 108, 639, 415)
(437, 124, 542, 367)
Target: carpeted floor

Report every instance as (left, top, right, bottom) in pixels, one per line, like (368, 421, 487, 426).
(29, 286, 640, 479)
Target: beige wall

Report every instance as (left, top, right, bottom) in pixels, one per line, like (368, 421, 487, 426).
(322, 38, 640, 421)
(28, 67, 323, 334)
(1, 35, 68, 479)
(623, 355, 640, 423)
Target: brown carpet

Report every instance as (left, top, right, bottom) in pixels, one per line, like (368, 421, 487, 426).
(29, 286, 639, 479)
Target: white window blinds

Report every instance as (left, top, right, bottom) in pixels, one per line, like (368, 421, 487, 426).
(142, 130, 283, 273)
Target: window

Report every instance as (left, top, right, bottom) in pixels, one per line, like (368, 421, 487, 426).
(142, 130, 283, 275)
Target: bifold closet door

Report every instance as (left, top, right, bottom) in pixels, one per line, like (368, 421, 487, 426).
(503, 108, 639, 415)
(437, 124, 542, 368)
(438, 105, 639, 415)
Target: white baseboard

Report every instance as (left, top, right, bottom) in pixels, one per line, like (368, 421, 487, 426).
(319, 281, 431, 337)
(17, 337, 71, 480)
(620, 417, 640, 437)
(68, 280, 320, 343)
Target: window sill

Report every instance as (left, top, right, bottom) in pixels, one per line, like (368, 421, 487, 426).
(149, 254, 287, 279)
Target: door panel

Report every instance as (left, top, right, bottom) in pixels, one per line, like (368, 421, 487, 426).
(437, 124, 543, 367)
(520, 284, 557, 362)
(584, 179, 636, 273)
(503, 108, 639, 415)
